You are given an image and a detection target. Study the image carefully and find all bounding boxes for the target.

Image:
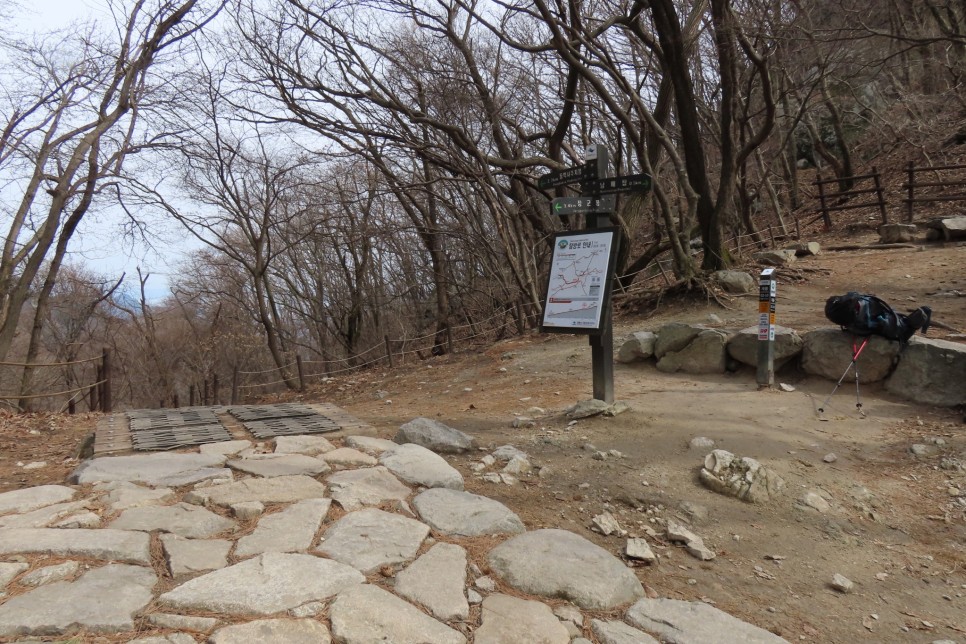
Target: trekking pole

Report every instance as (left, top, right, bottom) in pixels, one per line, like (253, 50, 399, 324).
(818, 337, 870, 414)
(853, 339, 864, 415)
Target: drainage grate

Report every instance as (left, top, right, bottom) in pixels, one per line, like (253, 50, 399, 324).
(129, 423, 232, 451)
(243, 415, 340, 438)
(228, 403, 318, 422)
(127, 409, 221, 432)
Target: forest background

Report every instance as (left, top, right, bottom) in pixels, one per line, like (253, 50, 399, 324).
(1, 0, 964, 410)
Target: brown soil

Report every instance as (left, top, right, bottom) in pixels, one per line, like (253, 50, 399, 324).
(1, 233, 964, 643)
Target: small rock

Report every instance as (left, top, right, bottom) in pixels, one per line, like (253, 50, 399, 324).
(800, 491, 831, 513)
(467, 589, 483, 604)
(779, 383, 795, 392)
(591, 512, 626, 537)
(22, 461, 46, 470)
(910, 444, 937, 457)
(482, 473, 502, 484)
(592, 451, 608, 461)
(625, 538, 656, 563)
(502, 456, 532, 475)
(831, 573, 854, 593)
(475, 576, 497, 592)
(689, 437, 715, 450)
(481, 455, 496, 467)
(823, 453, 837, 463)
(499, 473, 518, 486)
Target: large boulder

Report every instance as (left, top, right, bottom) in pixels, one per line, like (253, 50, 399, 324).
(801, 328, 900, 383)
(656, 329, 729, 374)
(878, 223, 917, 243)
(394, 418, 473, 454)
(785, 242, 821, 257)
(712, 270, 756, 294)
(654, 323, 705, 359)
(616, 331, 657, 363)
(753, 249, 796, 266)
(885, 336, 966, 406)
(727, 325, 804, 369)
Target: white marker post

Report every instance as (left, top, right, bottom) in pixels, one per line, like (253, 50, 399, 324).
(757, 268, 776, 388)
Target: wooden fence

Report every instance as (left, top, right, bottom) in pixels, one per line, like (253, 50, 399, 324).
(904, 161, 966, 222)
(0, 350, 111, 413)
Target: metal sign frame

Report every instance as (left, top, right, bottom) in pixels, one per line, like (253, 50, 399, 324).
(539, 227, 620, 336)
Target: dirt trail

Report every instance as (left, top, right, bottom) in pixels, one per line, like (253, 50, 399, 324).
(0, 238, 963, 643)
(333, 240, 966, 644)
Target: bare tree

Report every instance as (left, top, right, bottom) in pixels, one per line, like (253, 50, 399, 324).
(0, 0, 224, 368)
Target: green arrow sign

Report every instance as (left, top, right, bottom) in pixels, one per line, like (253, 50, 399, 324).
(551, 195, 616, 215)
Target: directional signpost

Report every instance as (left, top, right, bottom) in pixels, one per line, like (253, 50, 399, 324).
(551, 195, 615, 215)
(539, 144, 652, 402)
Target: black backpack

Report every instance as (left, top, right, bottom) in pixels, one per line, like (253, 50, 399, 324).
(824, 292, 931, 342)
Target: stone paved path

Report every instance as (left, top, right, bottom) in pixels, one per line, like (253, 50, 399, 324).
(0, 432, 788, 643)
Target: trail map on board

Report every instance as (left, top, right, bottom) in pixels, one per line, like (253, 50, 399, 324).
(541, 229, 617, 333)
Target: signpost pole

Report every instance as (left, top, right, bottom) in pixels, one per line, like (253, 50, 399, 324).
(586, 144, 615, 403)
(756, 268, 776, 388)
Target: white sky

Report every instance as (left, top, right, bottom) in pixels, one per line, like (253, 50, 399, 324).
(8, 0, 197, 302)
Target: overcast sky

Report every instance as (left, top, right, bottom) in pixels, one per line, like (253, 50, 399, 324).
(9, 0, 196, 302)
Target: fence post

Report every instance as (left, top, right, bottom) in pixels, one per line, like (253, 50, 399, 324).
(795, 217, 801, 240)
(90, 374, 99, 412)
(296, 355, 306, 391)
(189, 384, 196, 407)
(213, 374, 220, 406)
(907, 161, 915, 222)
(446, 325, 454, 354)
(203, 379, 209, 406)
(231, 367, 239, 405)
(383, 337, 393, 368)
(101, 349, 112, 413)
(173, 393, 179, 408)
(815, 173, 830, 229)
(68, 398, 75, 415)
(872, 166, 887, 224)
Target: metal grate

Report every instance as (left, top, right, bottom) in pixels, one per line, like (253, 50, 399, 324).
(127, 408, 221, 432)
(228, 403, 318, 422)
(243, 415, 340, 438)
(128, 423, 232, 451)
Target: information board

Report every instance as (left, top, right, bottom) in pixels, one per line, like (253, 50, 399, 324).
(540, 228, 619, 335)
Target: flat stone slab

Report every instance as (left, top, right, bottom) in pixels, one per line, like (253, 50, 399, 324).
(0, 485, 76, 516)
(321, 447, 378, 467)
(130, 635, 197, 644)
(21, 561, 80, 587)
(227, 453, 330, 478)
(591, 619, 660, 644)
(160, 534, 232, 578)
(0, 528, 151, 565)
(626, 598, 789, 643)
(327, 466, 412, 511)
(199, 440, 253, 456)
(344, 436, 397, 455)
(394, 417, 474, 453)
(184, 475, 328, 508)
(70, 453, 228, 486)
(379, 443, 464, 490)
(111, 502, 236, 539)
(274, 435, 336, 455)
(395, 543, 469, 621)
(235, 498, 330, 557)
(0, 564, 156, 637)
(329, 584, 466, 644)
(487, 528, 645, 610)
(316, 508, 429, 573)
(0, 500, 89, 529)
(475, 594, 570, 644)
(0, 562, 28, 587)
(159, 552, 364, 615)
(97, 481, 175, 511)
(209, 618, 331, 643)
(413, 488, 525, 536)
